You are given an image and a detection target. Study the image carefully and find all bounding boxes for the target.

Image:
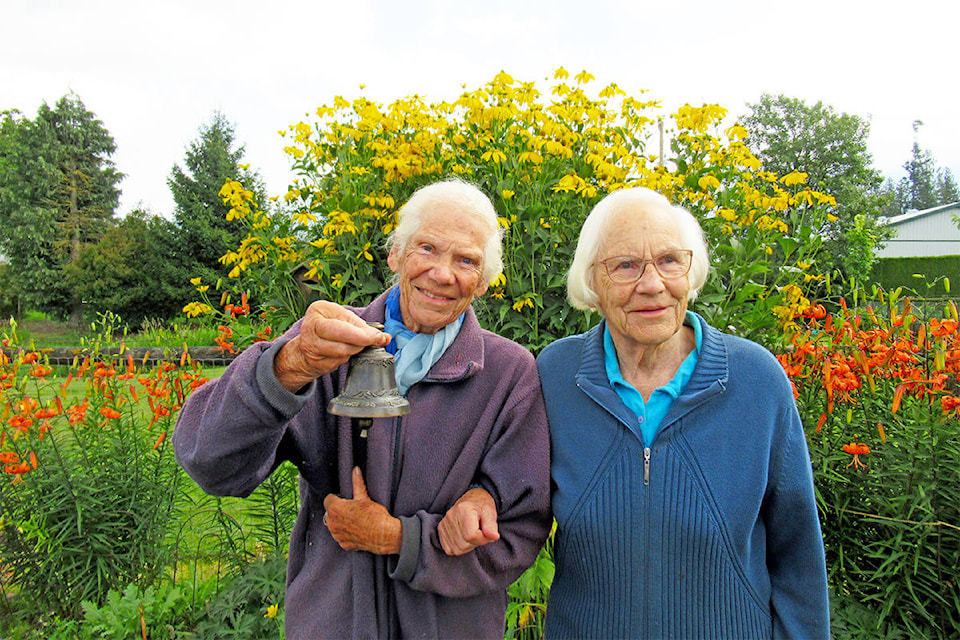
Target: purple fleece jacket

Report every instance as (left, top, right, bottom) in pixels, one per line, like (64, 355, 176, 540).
(173, 289, 552, 639)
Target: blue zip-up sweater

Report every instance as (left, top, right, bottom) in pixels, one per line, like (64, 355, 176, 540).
(537, 314, 829, 639)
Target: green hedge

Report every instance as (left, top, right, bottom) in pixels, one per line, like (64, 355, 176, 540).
(869, 255, 959, 295)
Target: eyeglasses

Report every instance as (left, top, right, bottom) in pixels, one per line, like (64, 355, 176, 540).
(596, 250, 693, 283)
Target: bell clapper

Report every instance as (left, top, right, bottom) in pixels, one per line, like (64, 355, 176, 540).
(358, 417, 372, 439)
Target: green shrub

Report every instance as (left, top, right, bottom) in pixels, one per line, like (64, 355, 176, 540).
(870, 255, 958, 295)
(190, 555, 286, 640)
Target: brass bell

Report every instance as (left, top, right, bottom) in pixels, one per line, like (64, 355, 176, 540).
(327, 322, 410, 419)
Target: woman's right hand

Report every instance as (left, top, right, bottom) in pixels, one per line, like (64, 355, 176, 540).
(274, 301, 391, 392)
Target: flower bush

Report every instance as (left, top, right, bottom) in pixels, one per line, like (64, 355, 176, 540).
(202, 68, 838, 352)
(0, 322, 195, 619)
(778, 287, 960, 636)
(0, 318, 297, 637)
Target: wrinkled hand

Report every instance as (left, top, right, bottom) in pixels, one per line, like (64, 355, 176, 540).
(323, 467, 402, 555)
(274, 301, 391, 392)
(438, 487, 500, 556)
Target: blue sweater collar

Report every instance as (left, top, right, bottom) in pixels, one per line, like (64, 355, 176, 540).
(576, 312, 728, 431)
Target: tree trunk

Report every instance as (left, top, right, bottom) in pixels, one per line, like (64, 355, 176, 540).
(67, 159, 84, 328)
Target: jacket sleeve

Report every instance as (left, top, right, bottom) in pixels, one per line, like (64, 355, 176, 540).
(764, 401, 831, 640)
(172, 322, 311, 498)
(390, 362, 552, 597)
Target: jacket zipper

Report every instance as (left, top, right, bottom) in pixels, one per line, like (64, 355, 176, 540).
(643, 446, 651, 485)
(386, 414, 404, 640)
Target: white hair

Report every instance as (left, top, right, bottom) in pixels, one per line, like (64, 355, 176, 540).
(387, 178, 504, 282)
(567, 187, 710, 310)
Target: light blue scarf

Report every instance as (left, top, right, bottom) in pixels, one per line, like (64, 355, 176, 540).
(383, 287, 463, 396)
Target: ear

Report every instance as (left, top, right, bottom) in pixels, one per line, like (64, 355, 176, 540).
(473, 278, 489, 298)
(387, 245, 401, 273)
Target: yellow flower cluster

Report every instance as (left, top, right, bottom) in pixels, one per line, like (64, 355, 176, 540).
(199, 68, 839, 349)
(219, 180, 255, 221)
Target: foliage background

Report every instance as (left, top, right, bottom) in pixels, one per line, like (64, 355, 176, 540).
(2, 69, 959, 639)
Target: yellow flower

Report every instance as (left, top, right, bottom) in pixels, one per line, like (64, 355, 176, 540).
(553, 67, 570, 80)
(480, 149, 507, 164)
(197, 285, 209, 293)
(357, 242, 374, 262)
(553, 174, 582, 193)
(182, 302, 212, 318)
(698, 175, 721, 190)
(264, 604, 279, 619)
(725, 124, 749, 140)
(500, 190, 515, 200)
(190, 277, 202, 286)
(292, 211, 317, 225)
(781, 171, 808, 187)
(332, 273, 343, 288)
(574, 70, 595, 84)
(512, 296, 535, 312)
(517, 150, 543, 165)
(490, 273, 506, 287)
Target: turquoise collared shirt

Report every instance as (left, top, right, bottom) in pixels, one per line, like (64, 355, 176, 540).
(603, 311, 702, 446)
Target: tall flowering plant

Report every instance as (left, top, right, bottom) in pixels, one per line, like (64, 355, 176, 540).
(0, 321, 207, 619)
(197, 68, 839, 352)
(777, 288, 960, 636)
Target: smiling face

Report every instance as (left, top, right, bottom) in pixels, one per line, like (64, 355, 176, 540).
(387, 204, 490, 334)
(593, 204, 691, 352)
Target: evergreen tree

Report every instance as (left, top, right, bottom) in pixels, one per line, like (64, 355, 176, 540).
(0, 94, 122, 323)
(881, 121, 959, 215)
(900, 122, 938, 211)
(168, 112, 263, 284)
(935, 167, 959, 205)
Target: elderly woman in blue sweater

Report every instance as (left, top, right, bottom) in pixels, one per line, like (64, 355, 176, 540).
(536, 187, 830, 639)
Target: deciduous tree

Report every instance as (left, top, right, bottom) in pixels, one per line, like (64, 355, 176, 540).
(67, 209, 194, 326)
(740, 94, 890, 281)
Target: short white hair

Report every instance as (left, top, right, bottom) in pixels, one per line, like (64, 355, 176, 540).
(567, 187, 710, 310)
(388, 178, 504, 282)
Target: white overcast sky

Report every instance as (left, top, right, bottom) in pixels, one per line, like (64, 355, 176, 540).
(3, 0, 958, 216)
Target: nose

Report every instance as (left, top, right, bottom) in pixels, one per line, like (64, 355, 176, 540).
(428, 258, 456, 285)
(632, 261, 665, 293)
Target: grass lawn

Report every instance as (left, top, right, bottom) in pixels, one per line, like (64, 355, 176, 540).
(8, 311, 222, 348)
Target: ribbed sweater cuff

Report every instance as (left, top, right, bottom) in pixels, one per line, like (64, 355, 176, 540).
(256, 340, 316, 418)
(388, 515, 421, 582)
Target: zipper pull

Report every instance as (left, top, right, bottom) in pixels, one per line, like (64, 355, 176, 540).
(643, 447, 651, 485)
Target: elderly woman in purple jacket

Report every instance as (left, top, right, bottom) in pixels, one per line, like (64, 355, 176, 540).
(173, 179, 552, 639)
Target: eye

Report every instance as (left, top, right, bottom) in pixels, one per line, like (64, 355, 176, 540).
(658, 253, 678, 265)
(613, 259, 636, 272)
(417, 243, 434, 254)
(460, 256, 475, 266)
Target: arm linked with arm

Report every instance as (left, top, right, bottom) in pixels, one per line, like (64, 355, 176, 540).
(390, 368, 552, 597)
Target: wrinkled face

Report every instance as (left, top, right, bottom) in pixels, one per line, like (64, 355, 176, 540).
(592, 205, 691, 350)
(387, 204, 490, 334)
